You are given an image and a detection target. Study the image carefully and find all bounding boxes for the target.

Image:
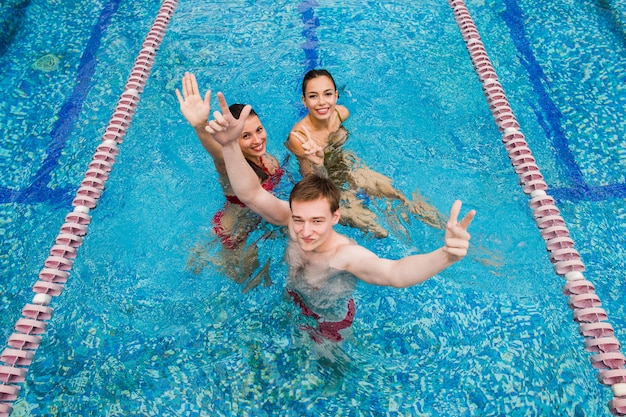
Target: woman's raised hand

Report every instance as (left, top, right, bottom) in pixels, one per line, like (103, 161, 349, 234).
(175, 72, 211, 128)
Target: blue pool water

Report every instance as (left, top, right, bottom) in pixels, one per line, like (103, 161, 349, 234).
(1, 0, 625, 415)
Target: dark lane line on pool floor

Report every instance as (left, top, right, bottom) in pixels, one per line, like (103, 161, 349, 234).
(502, 0, 625, 204)
(297, 0, 320, 118)
(0, 0, 123, 206)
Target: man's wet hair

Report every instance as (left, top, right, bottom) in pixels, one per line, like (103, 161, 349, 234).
(289, 174, 340, 213)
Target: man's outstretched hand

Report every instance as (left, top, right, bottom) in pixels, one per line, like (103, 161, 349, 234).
(443, 200, 475, 261)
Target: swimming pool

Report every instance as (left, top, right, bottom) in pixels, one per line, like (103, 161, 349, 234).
(1, 0, 625, 415)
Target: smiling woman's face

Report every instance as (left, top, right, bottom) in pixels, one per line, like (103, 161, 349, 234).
(237, 114, 267, 160)
(302, 76, 339, 122)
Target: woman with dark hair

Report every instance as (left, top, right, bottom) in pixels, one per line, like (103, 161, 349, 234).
(176, 72, 283, 290)
(285, 69, 445, 238)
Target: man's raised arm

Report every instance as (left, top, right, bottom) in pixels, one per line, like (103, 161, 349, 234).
(336, 200, 476, 287)
(205, 92, 291, 226)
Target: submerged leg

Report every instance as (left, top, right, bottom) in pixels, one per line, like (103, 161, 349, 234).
(313, 339, 353, 396)
(241, 257, 272, 293)
(186, 242, 216, 274)
(345, 153, 446, 230)
(347, 163, 409, 203)
(408, 190, 447, 230)
(340, 189, 388, 238)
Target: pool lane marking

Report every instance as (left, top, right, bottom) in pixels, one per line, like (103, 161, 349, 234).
(297, 0, 320, 117)
(0, 0, 125, 206)
(447, 1, 626, 415)
(0, 1, 179, 415)
(500, 0, 626, 203)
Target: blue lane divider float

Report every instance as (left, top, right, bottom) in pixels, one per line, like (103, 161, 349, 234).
(447, 0, 626, 415)
(0, 0, 179, 415)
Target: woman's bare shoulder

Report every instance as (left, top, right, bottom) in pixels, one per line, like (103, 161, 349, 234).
(290, 117, 308, 134)
(337, 105, 350, 121)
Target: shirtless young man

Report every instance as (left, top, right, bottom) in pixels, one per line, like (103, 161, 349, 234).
(206, 92, 476, 343)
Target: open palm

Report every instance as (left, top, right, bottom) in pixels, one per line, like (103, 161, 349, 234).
(175, 72, 211, 128)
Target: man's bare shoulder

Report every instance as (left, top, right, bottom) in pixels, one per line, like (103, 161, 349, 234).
(329, 235, 376, 270)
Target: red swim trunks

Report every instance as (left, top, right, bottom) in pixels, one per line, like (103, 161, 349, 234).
(287, 288, 356, 344)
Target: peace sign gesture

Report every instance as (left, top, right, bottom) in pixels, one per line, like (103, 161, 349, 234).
(443, 200, 476, 261)
(288, 125, 324, 166)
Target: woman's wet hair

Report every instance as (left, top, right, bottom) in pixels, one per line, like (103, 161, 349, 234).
(229, 103, 257, 119)
(289, 174, 340, 213)
(302, 69, 337, 96)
